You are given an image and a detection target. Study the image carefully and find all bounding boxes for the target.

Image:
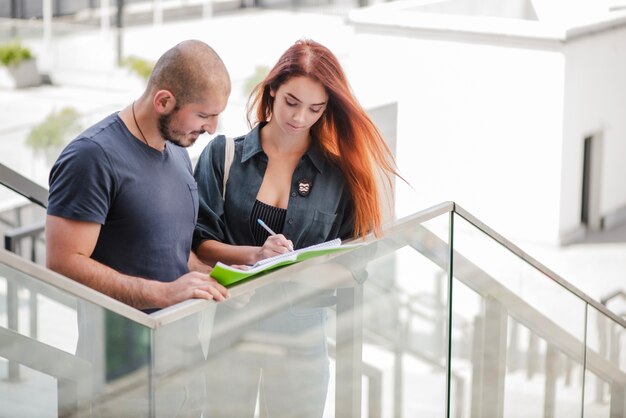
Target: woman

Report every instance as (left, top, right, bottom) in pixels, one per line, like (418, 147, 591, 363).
(193, 39, 401, 417)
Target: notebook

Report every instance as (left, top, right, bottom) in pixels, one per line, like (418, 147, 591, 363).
(210, 238, 364, 286)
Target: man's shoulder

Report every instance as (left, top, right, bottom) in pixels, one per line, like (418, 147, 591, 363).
(62, 113, 134, 159)
(79, 113, 125, 146)
(52, 113, 133, 175)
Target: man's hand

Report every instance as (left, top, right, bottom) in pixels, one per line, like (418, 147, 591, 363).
(155, 272, 229, 307)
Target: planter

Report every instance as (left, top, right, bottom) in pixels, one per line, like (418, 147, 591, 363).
(0, 58, 40, 88)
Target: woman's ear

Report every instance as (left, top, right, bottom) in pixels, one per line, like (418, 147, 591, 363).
(153, 90, 177, 114)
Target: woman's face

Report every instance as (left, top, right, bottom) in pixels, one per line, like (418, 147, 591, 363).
(270, 76, 328, 138)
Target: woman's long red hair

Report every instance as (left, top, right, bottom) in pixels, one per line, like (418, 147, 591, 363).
(247, 39, 401, 238)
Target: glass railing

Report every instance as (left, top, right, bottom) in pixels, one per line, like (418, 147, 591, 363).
(0, 201, 624, 417)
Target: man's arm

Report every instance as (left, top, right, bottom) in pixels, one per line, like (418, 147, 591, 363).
(46, 215, 228, 309)
(188, 251, 213, 274)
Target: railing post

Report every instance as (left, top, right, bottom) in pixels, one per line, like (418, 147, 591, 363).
(6, 281, 20, 381)
(543, 343, 559, 418)
(362, 363, 382, 418)
(527, 332, 540, 379)
(452, 375, 464, 418)
(609, 383, 625, 418)
(471, 297, 507, 418)
(394, 322, 404, 418)
(470, 315, 484, 418)
(335, 285, 363, 418)
(5, 228, 20, 381)
(609, 321, 625, 418)
(596, 307, 609, 403)
(434, 270, 445, 360)
(29, 288, 38, 340)
(507, 320, 521, 372)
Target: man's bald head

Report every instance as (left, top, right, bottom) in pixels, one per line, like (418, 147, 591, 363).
(147, 40, 231, 107)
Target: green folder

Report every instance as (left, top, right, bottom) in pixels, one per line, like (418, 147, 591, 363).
(210, 239, 364, 286)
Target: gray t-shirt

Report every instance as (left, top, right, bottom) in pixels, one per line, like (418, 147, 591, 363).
(47, 113, 198, 284)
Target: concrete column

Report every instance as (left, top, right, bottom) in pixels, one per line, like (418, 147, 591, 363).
(101, 0, 111, 33)
(41, 0, 52, 73)
(153, 0, 163, 26)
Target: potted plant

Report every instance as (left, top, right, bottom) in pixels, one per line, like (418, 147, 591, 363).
(26, 107, 82, 166)
(0, 40, 40, 88)
(121, 55, 154, 82)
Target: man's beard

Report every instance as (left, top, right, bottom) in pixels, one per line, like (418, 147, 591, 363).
(158, 110, 204, 148)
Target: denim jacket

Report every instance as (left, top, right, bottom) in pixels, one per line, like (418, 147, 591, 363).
(192, 123, 355, 251)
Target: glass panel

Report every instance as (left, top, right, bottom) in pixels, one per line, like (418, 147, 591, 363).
(447, 278, 481, 418)
(450, 213, 587, 418)
(152, 309, 213, 417)
(584, 305, 626, 418)
(201, 278, 336, 417)
(4, 202, 621, 417)
(354, 213, 451, 417)
(0, 261, 152, 417)
(180, 211, 452, 418)
(363, 243, 449, 417)
(0, 263, 77, 353)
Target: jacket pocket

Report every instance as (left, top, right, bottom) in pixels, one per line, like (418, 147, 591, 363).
(300, 209, 337, 248)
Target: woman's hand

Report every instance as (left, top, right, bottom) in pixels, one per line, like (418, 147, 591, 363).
(257, 234, 294, 261)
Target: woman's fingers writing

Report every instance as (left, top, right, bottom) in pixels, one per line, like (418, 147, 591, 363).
(258, 234, 294, 260)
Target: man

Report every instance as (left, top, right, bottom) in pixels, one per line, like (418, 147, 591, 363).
(46, 39, 230, 309)
(45, 39, 231, 416)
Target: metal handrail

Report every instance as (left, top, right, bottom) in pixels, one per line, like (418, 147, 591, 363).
(0, 163, 48, 208)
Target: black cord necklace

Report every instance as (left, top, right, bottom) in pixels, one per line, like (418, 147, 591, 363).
(131, 101, 150, 147)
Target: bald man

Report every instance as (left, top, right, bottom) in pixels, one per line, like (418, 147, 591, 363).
(46, 40, 231, 310)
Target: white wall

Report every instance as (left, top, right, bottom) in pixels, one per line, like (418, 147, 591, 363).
(351, 32, 566, 244)
(560, 26, 626, 236)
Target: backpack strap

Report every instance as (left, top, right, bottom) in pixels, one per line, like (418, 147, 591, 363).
(222, 136, 235, 200)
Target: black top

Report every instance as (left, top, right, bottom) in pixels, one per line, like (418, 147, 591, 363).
(250, 199, 287, 246)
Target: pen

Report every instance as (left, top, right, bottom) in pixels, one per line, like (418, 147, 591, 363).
(257, 219, 294, 251)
